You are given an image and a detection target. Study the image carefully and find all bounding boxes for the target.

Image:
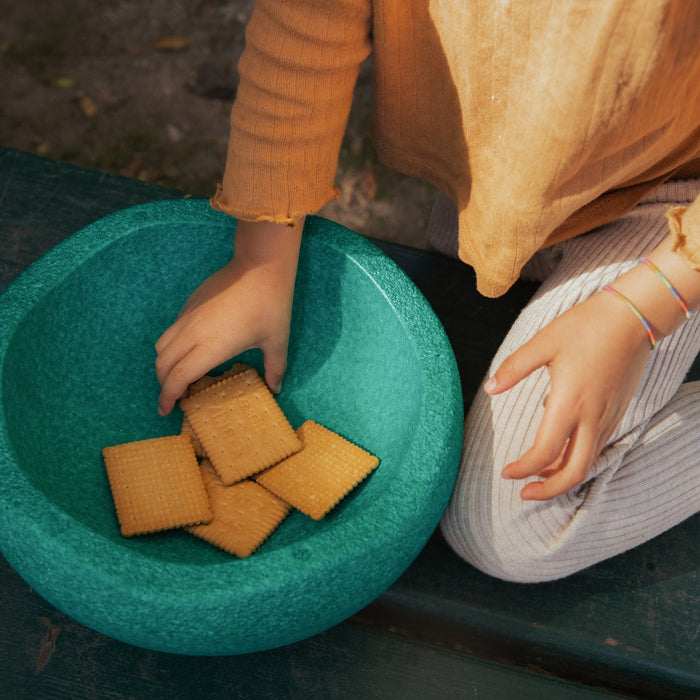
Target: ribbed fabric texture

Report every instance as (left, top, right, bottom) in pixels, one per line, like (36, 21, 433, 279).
(440, 179, 700, 582)
(211, 0, 372, 225)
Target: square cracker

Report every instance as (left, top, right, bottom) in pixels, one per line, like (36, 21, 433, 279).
(255, 420, 379, 520)
(102, 434, 212, 537)
(187, 460, 291, 557)
(180, 367, 302, 485)
(181, 363, 251, 458)
(181, 414, 206, 458)
(187, 363, 250, 396)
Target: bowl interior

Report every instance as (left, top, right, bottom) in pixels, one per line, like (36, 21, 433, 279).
(2, 213, 423, 563)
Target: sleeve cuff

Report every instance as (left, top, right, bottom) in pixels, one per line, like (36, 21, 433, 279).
(668, 195, 700, 271)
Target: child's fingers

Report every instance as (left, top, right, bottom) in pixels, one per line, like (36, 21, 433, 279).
(484, 338, 549, 395)
(261, 336, 289, 395)
(519, 426, 598, 500)
(157, 345, 223, 416)
(502, 393, 577, 480)
(154, 328, 194, 390)
(155, 320, 181, 355)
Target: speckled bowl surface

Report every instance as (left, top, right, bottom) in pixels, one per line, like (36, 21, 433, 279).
(0, 200, 463, 655)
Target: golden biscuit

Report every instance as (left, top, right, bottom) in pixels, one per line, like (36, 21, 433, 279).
(102, 434, 211, 537)
(187, 460, 291, 557)
(180, 367, 302, 485)
(255, 420, 379, 520)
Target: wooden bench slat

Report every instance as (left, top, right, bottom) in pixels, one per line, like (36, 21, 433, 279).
(0, 555, 621, 699)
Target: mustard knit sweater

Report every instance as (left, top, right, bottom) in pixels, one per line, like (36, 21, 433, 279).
(211, 0, 700, 297)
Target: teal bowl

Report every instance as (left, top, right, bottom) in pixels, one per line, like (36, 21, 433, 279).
(0, 200, 463, 655)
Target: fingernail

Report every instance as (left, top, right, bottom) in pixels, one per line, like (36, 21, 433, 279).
(271, 380, 282, 395)
(484, 377, 497, 393)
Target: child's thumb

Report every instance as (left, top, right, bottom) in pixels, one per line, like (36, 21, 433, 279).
(262, 340, 288, 395)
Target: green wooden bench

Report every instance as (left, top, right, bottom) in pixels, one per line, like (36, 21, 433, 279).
(1, 147, 697, 699)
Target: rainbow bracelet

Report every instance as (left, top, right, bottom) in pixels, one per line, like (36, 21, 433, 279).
(603, 285, 657, 349)
(638, 258, 694, 320)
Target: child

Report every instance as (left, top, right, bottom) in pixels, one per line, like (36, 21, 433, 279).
(155, 0, 700, 582)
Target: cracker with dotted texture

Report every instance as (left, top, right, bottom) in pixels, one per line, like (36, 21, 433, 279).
(102, 434, 212, 537)
(181, 363, 251, 457)
(187, 362, 250, 396)
(180, 367, 302, 486)
(255, 420, 379, 520)
(187, 460, 291, 557)
(180, 414, 206, 458)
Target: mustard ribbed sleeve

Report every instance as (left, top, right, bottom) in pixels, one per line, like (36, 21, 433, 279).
(211, 0, 372, 225)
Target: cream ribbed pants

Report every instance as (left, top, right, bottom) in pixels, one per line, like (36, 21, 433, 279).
(431, 179, 700, 582)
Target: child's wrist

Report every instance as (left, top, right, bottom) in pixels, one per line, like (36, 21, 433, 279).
(233, 218, 304, 272)
(606, 237, 700, 340)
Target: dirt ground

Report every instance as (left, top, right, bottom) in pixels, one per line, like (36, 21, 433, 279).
(1, 0, 436, 248)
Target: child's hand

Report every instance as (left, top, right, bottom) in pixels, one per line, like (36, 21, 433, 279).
(484, 290, 652, 501)
(484, 234, 700, 501)
(155, 219, 303, 416)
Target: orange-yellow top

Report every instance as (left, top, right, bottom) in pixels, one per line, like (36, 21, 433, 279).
(211, 0, 700, 296)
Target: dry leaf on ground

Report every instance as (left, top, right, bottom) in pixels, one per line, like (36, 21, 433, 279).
(79, 96, 99, 118)
(154, 36, 192, 51)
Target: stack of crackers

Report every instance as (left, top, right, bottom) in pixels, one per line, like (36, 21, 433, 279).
(102, 365, 379, 557)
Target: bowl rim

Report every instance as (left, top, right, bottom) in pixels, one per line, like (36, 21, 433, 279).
(0, 199, 463, 654)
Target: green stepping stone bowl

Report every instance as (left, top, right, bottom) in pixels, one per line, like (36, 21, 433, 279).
(0, 200, 463, 655)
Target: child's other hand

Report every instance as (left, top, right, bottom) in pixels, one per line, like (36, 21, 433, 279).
(483, 291, 651, 501)
(483, 235, 700, 501)
(155, 219, 303, 416)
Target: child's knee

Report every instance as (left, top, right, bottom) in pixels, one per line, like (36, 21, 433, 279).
(441, 482, 588, 583)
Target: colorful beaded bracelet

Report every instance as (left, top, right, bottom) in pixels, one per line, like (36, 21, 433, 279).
(638, 258, 694, 320)
(603, 285, 657, 349)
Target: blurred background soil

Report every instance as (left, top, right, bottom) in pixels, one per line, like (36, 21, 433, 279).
(1, 0, 436, 248)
